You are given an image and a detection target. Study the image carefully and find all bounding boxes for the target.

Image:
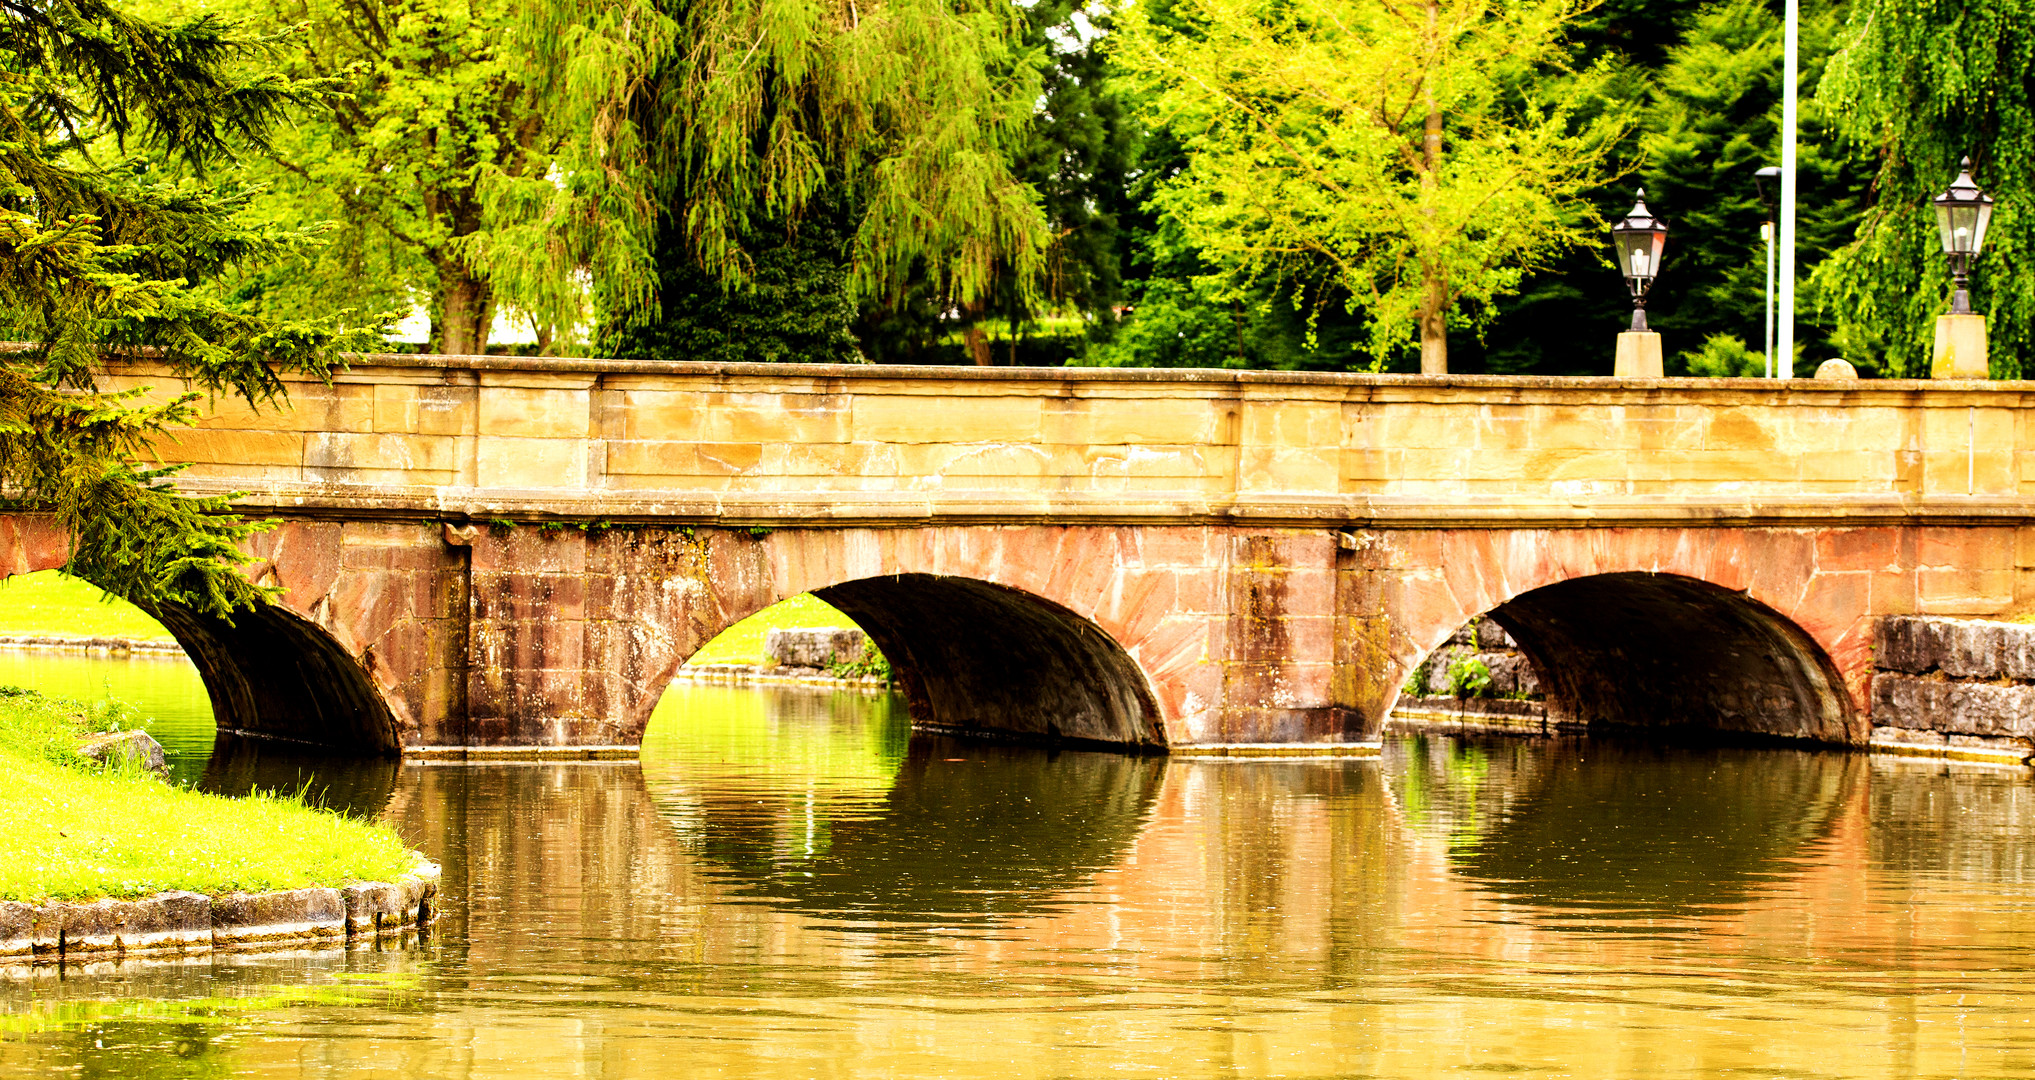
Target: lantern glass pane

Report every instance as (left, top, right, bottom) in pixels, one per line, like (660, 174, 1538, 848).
(1972, 201, 1994, 253)
(1947, 204, 1980, 253)
(1936, 202, 1957, 255)
(1616, 231, 1653, 279)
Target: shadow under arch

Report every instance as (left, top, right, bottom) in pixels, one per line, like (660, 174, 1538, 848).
(1485, 571, 1857, 744)
(687, 738, 1166, 926)
(806, 573, 1166, 750)
(1442, 736, 1865, 924)
(153, 600, 400, 757)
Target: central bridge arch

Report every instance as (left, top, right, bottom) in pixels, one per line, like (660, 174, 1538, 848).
(641, 525, 1213, 750)
(812, 575, 1164, 748)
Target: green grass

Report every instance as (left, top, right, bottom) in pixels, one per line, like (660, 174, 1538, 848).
(687, 593, 862, 666)
(0, 570, 177, 641)
(0, 687, 417, 902)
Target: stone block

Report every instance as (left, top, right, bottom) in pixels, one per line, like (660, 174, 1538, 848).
(0, 901, 53, 958)
(852, 395, 1043, 443)
(767, 628, 867, 669)
(478, 386, 592, 439)
(476, 436, 588, 489)
(1941, 619, 2007, 678)
(1873, 673, 2035, 737)
(57, 893, 211, 954)
(1877, 615, 2035, 679)
(341, 882, 405, 935)
(212, 888, 346, 946)
(1932, 312, 1989, 378)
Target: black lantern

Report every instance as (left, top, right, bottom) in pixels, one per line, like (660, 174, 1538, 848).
(1611, 189, 1669, 332)
(1932, 156, 1995, 315)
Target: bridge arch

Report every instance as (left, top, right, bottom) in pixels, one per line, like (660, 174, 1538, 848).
(0, 516, 404, 756)
(810, 575, 1164, 747)
(1377, 527, 1875, 744)
(153, 602, 401, 756)
(633, 525, 1209, 750)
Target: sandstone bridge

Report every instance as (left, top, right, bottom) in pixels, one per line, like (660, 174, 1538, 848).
(10, 355, 2030, 758)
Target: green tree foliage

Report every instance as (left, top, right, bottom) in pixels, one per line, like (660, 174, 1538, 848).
(1818, 0, 2035, 377)
(225, 0, 575, 355)
(855, 1, 1143, 365)
(497, 0, 1049, 361)
(1107, 0, 1631, 372)
(0, 0, 365, 616)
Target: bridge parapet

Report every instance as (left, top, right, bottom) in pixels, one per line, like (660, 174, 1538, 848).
(120, 356, 2035, 528)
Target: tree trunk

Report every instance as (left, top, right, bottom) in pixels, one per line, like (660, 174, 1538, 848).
(961, 299, 992, 365)
(1419, 1, 1447, 375)
(436, 262, 494, 356)
(1419, 268, 1448, 374)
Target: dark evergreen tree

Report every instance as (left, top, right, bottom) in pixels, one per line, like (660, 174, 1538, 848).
(0, 0, 369, 616)
(600, 197, 861, 364)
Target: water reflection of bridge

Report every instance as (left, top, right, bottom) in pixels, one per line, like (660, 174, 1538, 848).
(11, 356, 2035, 755)
(352, 689, 2034, 1078)
(27, 683, 2035, 1076)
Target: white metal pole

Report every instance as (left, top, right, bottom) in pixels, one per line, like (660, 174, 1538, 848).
(1777, 0, 1799, 379)
(1764, 221, 1776, 378)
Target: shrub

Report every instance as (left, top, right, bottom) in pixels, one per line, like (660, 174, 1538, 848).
(1447, 656, 1493, 699)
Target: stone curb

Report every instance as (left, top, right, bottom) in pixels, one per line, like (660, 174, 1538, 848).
(1173, 742, 1381, 759)
(0, 858, 439, 964)
(0, 634, 184, 656)
(675, 665, 892, 689)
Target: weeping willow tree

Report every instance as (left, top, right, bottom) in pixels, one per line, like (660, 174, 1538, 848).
(461, 0, 1052, 361)
(1816, 0, 2035, 377)
(1109, 0, 1631, 372)
(0, 0, 369, 616)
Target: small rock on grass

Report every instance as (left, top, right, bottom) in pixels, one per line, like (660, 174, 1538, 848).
(76, 730, 168, 777)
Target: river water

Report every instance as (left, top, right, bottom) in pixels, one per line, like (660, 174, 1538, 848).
(6, 656, 2035, 1077)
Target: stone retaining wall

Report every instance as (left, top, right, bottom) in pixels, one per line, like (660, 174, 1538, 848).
(1873, 617, 2035, 763)
(0, 860, 439, 965)
(766, 628, 869, 671)
(1391, 617, 1546, 732)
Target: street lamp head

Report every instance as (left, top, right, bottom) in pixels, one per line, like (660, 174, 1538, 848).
(1932, 156, 1994, 314)
(1611, 189, 1668, 331)
(1933, 156, 1994, 256)
(1753, 166, 1781, 219)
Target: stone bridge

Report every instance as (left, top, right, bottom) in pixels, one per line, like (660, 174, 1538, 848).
(8, 355, 2032, 756)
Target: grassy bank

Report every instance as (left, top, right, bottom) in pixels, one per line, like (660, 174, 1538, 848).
(687, 593, 862, 667)
(0, 687, 416, 902)
(0, 570, 177, 641)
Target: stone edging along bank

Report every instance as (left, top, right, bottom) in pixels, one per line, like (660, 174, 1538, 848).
(0, 857, 439, 965)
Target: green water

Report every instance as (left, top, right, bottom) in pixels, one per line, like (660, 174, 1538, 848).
(0, 651, 214, 782)
(6, 664, 2035, 1078)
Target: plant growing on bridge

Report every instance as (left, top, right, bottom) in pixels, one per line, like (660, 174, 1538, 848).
(0, 0, 374, 618)
(1109, 0, 1633, 372)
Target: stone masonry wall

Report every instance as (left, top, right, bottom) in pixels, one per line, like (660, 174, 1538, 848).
(1873, 616, 2035, 761)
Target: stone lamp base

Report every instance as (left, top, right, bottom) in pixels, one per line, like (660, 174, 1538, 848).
(1614, 331, 1663, 378)
(1932, 313, 1989, 378)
